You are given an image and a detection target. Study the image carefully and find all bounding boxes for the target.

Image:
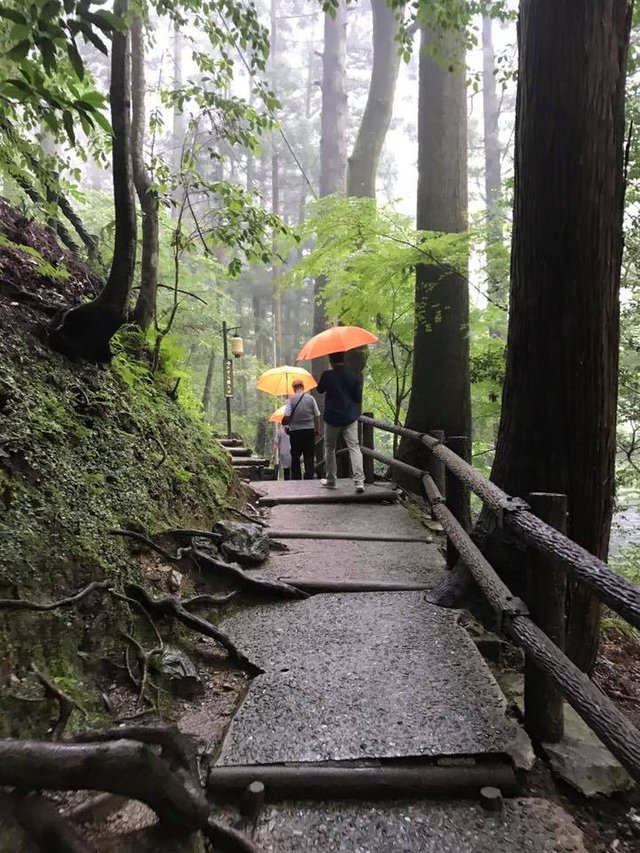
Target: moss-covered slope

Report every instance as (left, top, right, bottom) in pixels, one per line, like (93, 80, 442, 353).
(0, 328, 236, 734)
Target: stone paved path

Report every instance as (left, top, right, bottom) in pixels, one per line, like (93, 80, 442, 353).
(214, 479, 585, 851)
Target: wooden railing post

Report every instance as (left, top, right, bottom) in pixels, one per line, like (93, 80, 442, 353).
(524, 492, 568, 743)
(444, 435, 470, 568)
(361, 412, 375, 483)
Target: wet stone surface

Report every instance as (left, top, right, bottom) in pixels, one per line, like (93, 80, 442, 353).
(217, 593, 531, 766)
(262, 502, 444, 586)
(254, 799, 586, 852)
(253, 479, 399, 505)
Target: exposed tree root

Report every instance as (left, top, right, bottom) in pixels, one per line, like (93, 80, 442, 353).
(205, 817, 264, 853)
(226, 506, 268, 527)
(109, 528, 184, 562)
(191, 549, 307, 600)
(11, 791, 92, 853)
(31, 663, 85, 740)
(0, 738, 210, 836)
(183, 591, 239, 609)
(0, 733, 263, 851)
(72, 722, 199, 777)
(121, 631, 163, 707)
(124, 584, 263, 677)
(0, 580, 111, 612)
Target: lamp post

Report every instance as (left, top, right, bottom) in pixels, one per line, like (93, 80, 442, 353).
(222, 321, 244, 438)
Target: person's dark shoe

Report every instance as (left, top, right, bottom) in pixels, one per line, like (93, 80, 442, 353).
(321, 478, 337, 490)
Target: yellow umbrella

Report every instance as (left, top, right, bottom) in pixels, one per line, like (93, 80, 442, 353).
(269, 404, 286, 423)
(256, 365, 317, 397)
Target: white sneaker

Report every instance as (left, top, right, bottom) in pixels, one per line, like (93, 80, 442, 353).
(321, 478, 337, 490)
(355, 483, 365, 494)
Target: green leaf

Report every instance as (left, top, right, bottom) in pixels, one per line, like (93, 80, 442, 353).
(62, 110, 76, 143)
(76, 20, 108, 53)
(77, 89, 104, 107)
(40, 1, 62, 22)
(91, 109, 112, 135)
(0, 7, 27, 25)
(6, 40, 31, 60)
(39, 38, 56, 74)
(66, 39, 84, 79)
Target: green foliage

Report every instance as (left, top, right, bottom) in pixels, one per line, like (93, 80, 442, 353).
(0, 232, 70, 280)
(0, 0, 113, 142)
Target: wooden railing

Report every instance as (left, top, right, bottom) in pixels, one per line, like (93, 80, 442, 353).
(357, 414, 640, 784)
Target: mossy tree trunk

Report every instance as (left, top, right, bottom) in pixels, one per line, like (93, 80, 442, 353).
(49, 0, 136, 362)
(131, 15, 160, 331)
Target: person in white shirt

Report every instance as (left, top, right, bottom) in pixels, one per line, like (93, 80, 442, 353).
(273, 423, 292, 480)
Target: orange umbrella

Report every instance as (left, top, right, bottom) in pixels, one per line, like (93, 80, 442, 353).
(269, 404, 286, 423)
(296, 326, 378, 361)
(256, 365, 317, 397)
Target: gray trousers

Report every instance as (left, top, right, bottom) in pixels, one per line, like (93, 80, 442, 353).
(324, 420, 364, 485)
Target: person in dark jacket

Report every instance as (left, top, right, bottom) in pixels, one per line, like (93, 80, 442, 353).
(317, 351, 365, 493)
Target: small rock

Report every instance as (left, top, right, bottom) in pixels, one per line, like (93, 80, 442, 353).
(157, 645, 202, 698)
(168, 569, 183, 592)
(544, 738, 635, 797)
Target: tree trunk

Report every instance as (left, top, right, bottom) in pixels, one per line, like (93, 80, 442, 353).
(398, 25, 471, 534)
(346, 0, 403, 198)
(485, 0, 631, 672)
(131, 16, 160, 331)
(49, 0, 136, 362)
(171, 23, 185, 218)
(202, 345, 216, 415)
(313, 1, 348, 340)
(482, 16, 502, 248)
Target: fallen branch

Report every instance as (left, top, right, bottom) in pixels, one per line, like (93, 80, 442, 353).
(190, 549, 307, 600)
(31, 663, 85, 740)
(0, 580, 111, 612)
(0, 738, 209, 836)
(12, 791, 91, 853)
(124, 584, 262, 676)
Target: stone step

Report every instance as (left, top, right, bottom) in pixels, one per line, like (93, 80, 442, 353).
(249, 799, 587, 852)
(216, 593, 532, 770)
(230, 457, 268, 466)
(226, 446, 254, 457)
(218, 438, 244, 447)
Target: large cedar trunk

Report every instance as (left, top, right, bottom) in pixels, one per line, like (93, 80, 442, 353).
(49, 0, 136, 361)
(486, 0, 631, 673)
(131, 16, 160, 331)
(398, 26, 471, 532)
(346, 0, 403, 198)
(312, 1, 347, 340)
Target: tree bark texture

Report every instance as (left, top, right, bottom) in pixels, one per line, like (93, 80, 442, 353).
(201, 344, 216, 414)
(488, 0, 631, 672)
(346, 0, 403, 198)
(399, 26, 471, 533)
(482, 16, 502, 247)
(131, 16, 160, 331)
(313, 1, 348, 338)
(49, 0, 136, 361)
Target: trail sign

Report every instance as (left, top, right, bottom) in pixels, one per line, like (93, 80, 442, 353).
(223, 358, 234, 398)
